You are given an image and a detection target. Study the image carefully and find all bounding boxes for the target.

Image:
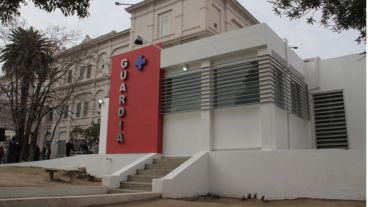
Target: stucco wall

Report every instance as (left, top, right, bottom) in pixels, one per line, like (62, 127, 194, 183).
(213, 105, 261, 150)
(305, 54, 366, 150)
(209, 150, 365, 200)
(289, 114, 312, 149)
(163, 112, 202, 156)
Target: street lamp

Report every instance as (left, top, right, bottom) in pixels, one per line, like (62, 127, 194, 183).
(114, 2, 134, 6)
(134, 35, 162, 50)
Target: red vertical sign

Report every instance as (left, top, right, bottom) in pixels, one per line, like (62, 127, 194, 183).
(106, 45, 162, 153)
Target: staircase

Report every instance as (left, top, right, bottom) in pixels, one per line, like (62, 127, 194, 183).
(117, 156, 189, 193)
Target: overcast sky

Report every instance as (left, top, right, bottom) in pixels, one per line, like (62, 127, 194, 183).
(18, 0, 365, 59)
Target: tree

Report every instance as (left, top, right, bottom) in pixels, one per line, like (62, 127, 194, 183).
(69, 122, 100, 154)
(0, 0, 91, 25)
(0, 27, 54, 161)
(0, 22, 89, 161)
(269, 0, 366, 43)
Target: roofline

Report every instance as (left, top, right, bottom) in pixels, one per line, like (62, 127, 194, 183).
(126, 0, 259, 24)
(231, 0, 259, 24)
(58, 29, 130, 56)
(126, 0, 154, 13)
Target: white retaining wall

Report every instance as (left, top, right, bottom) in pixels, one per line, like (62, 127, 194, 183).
(102, 153, 160, 189)
(153, 151, 209, 198)
(209, 150, 365, 200)
(154, 150, 365, 200)
(3, 154, 147, 177)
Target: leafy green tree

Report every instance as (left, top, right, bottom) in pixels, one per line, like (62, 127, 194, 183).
(0, 0, 91, 25)
(69, 122, 100, 154)
(269, 0, 366, 43)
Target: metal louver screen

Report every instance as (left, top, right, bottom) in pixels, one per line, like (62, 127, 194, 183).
(313, 91, 348, 149)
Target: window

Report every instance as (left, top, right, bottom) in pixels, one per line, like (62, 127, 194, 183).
(291, 80, 302, 116)
(67, 70, 73, 83)
(48, 111, 53, 121)
(63, 105, 69, 119)
(159, 11, 171, 37)
(313, 91, 348, 149)
(214, 61, 259, 108)
(83, 101, 89, 117)
(86, 64, 92, 79)
(76, 103, 82, 118)
(79, 66, 85, 80)
(161, 72, 201, 113)
(274, 70, 285, 109)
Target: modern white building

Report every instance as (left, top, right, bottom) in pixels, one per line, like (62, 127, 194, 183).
(97, 0, 365, 200)
(3, 0, 366, 201)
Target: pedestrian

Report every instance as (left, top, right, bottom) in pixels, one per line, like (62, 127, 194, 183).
(0, 144, 4, 163)
(34, 145, 41, 161)
(7, 137, 17, 163)
(66, 139, 74, 157)
(45, 143, 51, 160)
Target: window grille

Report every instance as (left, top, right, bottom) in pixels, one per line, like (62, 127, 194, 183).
(213, 61, 259, 108)
(313, 91, 348, 149)
(161, 72, 201, 113)
(273, 70, 285, 109)
(160, 55, 309, 120)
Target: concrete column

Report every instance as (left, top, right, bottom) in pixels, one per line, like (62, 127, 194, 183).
(260, 103, 275, 150)
(257, 48, 275, 150)
(200, 60, 213, 151)
(98, 98, 109, 154)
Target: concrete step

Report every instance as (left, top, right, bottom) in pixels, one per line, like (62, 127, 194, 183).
(153, 157, 189, 166)
(144, 163, 180, 170)
(109, 188, 147, 194)
(128, 175, 161, 182)
(136, 168, 171, 176)
(120, 181, 152, 191)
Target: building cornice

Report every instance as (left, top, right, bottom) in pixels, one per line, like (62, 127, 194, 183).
(56, 29, 130, 57)
(230, 0, 259, 24)
(125, 0, 156, 13)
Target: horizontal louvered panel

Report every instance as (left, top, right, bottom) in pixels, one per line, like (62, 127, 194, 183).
(316, 125, 347, 131)
(313, 91, 348, 149)
(313, 97, 343, 104)
(316, 121, 346, 127)
(314, 109, 345, 115)
(317, 138, 348, 143)
(313, 101, 344, 107)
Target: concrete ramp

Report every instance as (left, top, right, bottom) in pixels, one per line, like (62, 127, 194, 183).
(0, 192, 160, 207)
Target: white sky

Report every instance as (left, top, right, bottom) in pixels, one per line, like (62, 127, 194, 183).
(18, 0, 366, 59)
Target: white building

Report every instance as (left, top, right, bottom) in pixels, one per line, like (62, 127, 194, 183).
(97, 0, 365, 200)
(4, 0, 366, 201)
